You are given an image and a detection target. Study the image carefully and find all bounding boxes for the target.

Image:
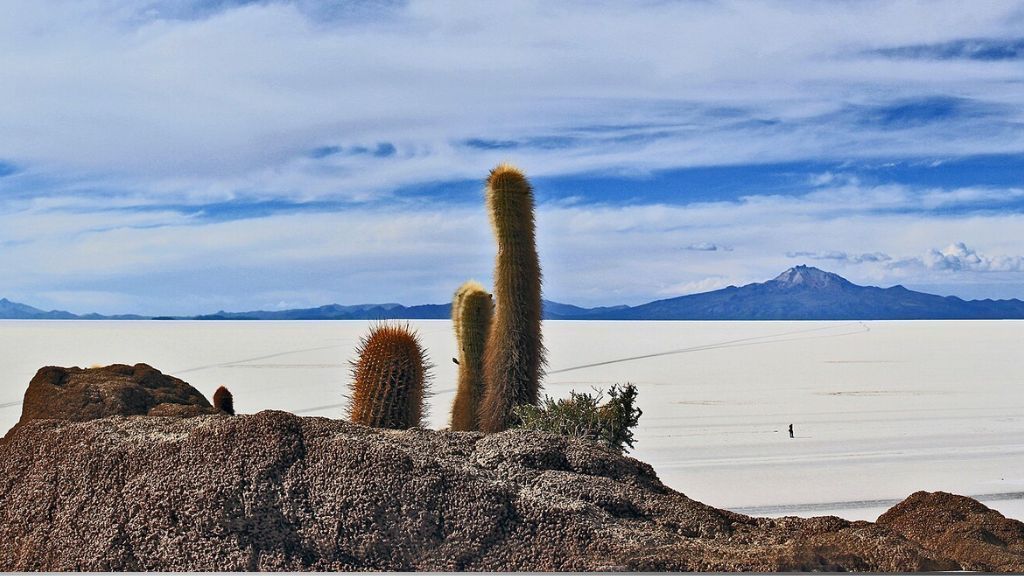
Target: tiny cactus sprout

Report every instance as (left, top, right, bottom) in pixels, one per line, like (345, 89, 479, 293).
(348, 322, 432, 429)
(450, 281, 493, 431)
(479, 163, 546, 432)
(213, 386, 235, 415)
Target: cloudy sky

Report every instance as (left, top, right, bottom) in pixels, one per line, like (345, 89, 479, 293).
(2, 0, 1024, 315)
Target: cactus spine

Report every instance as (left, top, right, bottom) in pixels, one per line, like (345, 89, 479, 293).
(348, 323, 431, 429)
(479, 163, 545, 432)
(450, 281, 493, 431)
(213, 386, 235, 415)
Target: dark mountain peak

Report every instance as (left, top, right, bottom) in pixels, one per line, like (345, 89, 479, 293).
(0, 298, 78, 319)
(770, 265, 850, 289)
(0, 298, 38, 311)
(625, 265, 1024, 320)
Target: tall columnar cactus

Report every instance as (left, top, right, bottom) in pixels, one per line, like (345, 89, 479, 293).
(213, 386, 235, 415)
(479, 163, 546, 432)
(450, 281, 493, 431)
(348, 323, 431, 429)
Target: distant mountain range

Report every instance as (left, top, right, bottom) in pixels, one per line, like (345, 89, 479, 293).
(0, 298, 146, 320)
(4, 266, 1024, 321)
(608, 266, 1024, 320)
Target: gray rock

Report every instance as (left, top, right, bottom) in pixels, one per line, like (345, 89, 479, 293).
(0, 411, 969, 571)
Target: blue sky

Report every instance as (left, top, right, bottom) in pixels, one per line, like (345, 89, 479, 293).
(1, 0, 1024, 314)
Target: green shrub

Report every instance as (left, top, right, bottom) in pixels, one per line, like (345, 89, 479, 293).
(512, 383, 641, 453)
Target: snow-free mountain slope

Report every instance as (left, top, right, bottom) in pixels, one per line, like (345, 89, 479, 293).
(618, 265, 1024, 320)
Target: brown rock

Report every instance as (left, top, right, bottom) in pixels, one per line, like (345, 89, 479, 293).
(14, 363, 216, 429)
(0, 411, 961, 571)
(877, 490, 1024, 571)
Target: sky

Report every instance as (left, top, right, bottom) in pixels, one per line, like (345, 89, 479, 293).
(1, 0, 1024, 315)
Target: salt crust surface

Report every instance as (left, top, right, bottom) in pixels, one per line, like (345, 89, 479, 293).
(1, 319, 1021, 521)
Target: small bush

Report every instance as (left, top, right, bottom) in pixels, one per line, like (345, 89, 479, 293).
(512, 383, 641, 453)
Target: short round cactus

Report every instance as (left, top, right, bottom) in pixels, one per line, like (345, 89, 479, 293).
(348, 323, 431, 429)
(212, 386, 235, 415)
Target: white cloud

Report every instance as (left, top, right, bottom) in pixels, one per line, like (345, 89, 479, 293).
(656, 277, 735, 297)
(3, 1, 1024, 312)
(3, 179, 1024, 313)
(685, 242, 731, 252)
(919, 242, 1024, 272)
(0, 1, 1023, 202)
(786, 240, 1024, 285)
(786, 251, 893, 264)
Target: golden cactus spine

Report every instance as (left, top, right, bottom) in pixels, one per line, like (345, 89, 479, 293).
(479, 163, 545, 432)
(347, 323, 431, 429)
(450, 281, 493, 431)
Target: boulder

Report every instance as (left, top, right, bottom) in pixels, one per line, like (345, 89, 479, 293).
(14, 363, 216, 429)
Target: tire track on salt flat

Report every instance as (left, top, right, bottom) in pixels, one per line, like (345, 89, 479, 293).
(545, 322, 869, 376)
(430, 322, 870, 396)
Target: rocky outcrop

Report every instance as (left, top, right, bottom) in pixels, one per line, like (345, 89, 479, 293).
(2, 410, 1010, 572)
(877, 490, 1024, 571)
(14, 363, 216, 429)
(1, 363, 1021, 571)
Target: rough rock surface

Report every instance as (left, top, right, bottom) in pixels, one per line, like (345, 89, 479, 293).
(877, 490, 1024, 571)
(5, 410, 1016, 571)
(15, 363, 216, 429)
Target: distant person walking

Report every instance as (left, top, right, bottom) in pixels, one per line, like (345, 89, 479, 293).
(788, 424, 794, 438)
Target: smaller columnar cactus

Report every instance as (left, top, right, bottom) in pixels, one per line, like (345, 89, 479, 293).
(348, 323, 431, 429)
(213, 386, 235, 415)
(450, 281, 493, 431)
